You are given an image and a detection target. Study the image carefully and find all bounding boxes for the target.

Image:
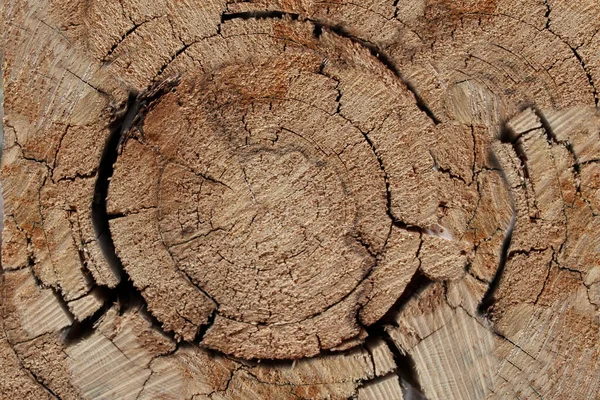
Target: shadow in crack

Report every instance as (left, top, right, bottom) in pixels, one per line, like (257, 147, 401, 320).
(478, 123, 517, 315)
(68, 82, 185, 344)
(91, 92, 140, 282)
(63, 92, 144, 344)
(364, 270, 432, 398)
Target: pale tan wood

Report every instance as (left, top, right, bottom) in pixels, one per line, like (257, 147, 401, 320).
(1, 0, 599, 399)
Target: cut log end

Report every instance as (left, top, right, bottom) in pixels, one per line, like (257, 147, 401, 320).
(2, 0, 600, 399)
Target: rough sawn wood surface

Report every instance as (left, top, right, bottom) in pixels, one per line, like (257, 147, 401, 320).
(1, 0, 599, 399)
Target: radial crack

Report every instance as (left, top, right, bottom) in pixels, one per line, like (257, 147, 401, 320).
(478, 142, 517, 314)
(566, 44, 598, 106)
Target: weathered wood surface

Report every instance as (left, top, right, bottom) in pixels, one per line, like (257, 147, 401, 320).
(1, 0, 599, 399)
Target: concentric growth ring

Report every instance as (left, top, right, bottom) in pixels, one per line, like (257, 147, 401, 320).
(106, 18, 447, 359)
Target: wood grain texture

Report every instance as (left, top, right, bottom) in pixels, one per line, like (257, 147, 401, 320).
(1, 0, 599, 399)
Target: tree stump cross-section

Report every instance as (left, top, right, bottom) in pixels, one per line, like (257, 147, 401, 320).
(1, 1, 600, 399)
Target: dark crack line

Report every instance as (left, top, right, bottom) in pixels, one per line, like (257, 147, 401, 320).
(547, 25, 599, 107)
(67, 210, 99, 300)
(62, 291, 113, 345)
(127, 136, 232, 192)
(531, 106, 584, 196)
(543, 0, 551, 30)
(365, 327, 427, 398)
(24, 365, 62, 400)
(60, 91, 178, 343)
(64, 68, 108, 96)
(534, 256, 554, 305)
(10, 246, 78, 325)
(38, 18, 72, 45)
(532, 106, 594, 226)
(477, 205, 515, 314)
(155, 43, 194, 78)
(569, 46, 598, 108)
(193, 308, 218, 343)
(102, 19, 155, 63)
(355, 270, 431, 397)
(478, 141, 517, 315)
(221, 10, 296, 22)
(378, 269, 431, 328)
(318, 25, 440, 125)
(429, 150, 467, 184)
(357, 124, 424, 235)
